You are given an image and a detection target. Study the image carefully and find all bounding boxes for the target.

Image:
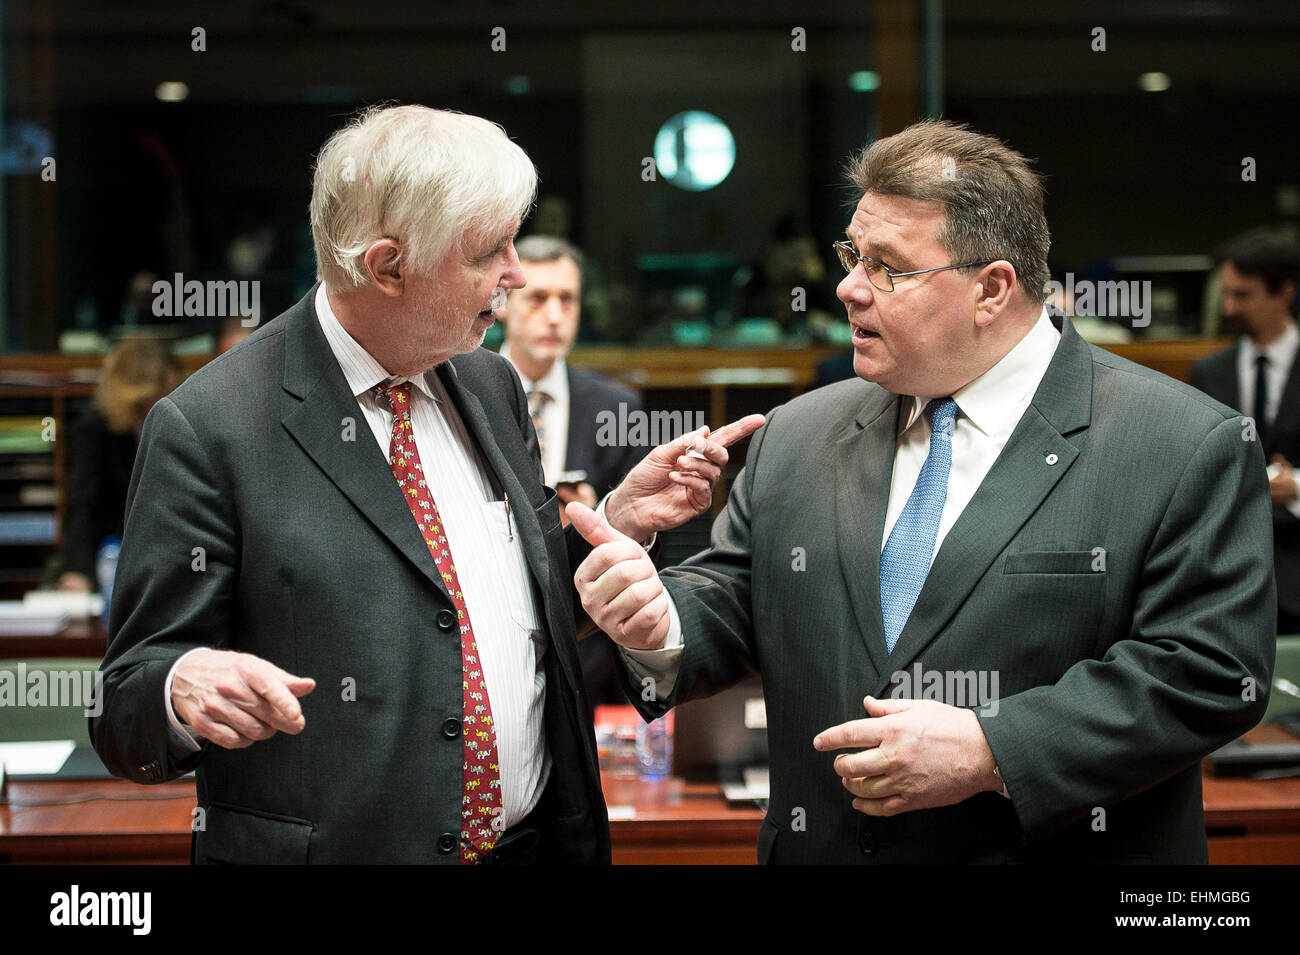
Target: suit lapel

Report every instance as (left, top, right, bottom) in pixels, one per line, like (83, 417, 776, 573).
(439, 360, 586, 696)
(279, 293, 451, 600)
(436, 361, 552, 591)
(565, 367, 595, 473)
(1233, 343, 1248, 413)
(278, 294, 585, 704)
(877, 315, 1094, 681)
(1220, 343, 1244, 411)
(833, 391, 903, 682)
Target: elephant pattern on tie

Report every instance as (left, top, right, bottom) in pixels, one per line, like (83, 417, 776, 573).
(374, 382, 502, 864)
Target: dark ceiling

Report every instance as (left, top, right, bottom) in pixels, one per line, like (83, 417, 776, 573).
(4, 0, 1298, 107)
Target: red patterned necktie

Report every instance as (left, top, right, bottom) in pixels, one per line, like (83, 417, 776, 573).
(374, 381, 501, 864)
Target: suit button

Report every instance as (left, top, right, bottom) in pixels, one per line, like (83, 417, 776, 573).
(437, 833, 457, 854)
(437, 609, 456, 632)
(442, 718, 462, 739)
(859, 830, 877, 855)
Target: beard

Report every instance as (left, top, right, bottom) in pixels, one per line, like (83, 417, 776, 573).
(396, 283, 499, 371)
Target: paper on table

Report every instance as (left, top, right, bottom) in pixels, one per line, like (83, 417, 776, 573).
(0, 739, 77, 775)
(0, 601, 70, 636)
(23, 589, 104, 619)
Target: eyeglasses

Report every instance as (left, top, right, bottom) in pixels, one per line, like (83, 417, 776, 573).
(832, 240, 993, 293)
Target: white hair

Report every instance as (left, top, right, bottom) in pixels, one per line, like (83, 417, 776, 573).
(310, 105, 537, 290)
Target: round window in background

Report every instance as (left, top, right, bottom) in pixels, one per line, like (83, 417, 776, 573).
(654, 111, 735, 191)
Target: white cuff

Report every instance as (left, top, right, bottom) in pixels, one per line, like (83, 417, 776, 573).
(618, 594, 683, 701)
(595, 495, 656, 550)
(164, 648, 206, 753)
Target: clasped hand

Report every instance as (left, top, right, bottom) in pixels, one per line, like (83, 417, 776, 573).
(813, 696, 1001, 815)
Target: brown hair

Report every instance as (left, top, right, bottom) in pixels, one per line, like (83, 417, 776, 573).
(1214, 227, 1300, 298)
(95, 339, 179, 433)
(846, 119, 1051, 303)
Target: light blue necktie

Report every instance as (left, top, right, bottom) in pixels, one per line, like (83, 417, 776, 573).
(879, 397, 958, 654)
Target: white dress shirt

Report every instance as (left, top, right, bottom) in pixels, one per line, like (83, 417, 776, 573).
(500, 345, 569, 485)
(165, 284, 550, 827)
(628, 307, 1062, 700)
(884, 308, 1061, 556)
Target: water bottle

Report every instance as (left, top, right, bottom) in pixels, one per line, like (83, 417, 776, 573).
(636, 712, 673, 780)
(96, 535, 122, 624)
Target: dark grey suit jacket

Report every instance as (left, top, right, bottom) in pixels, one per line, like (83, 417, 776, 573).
(1190, 343, 1300, 623)
(635, 313, 1276, 863)
(91, 288, 610, 864)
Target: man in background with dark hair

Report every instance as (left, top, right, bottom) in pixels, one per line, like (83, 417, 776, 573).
(1191, 228, 1300, 634)
(502, 235, 648, 704)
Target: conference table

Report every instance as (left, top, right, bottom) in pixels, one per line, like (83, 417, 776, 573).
(0, 619, 107, 659)
(2, 736, 1298, 864)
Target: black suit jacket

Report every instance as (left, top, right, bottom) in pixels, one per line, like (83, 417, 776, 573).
(91, 288, 610, 864)
(564, 366, 645, 499)
(1190, 342, 1300, 621)
(633, 314, 1274, 863)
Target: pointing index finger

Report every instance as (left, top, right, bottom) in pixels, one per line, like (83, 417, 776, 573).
(245, 664, 312, 734)
(708, 414, 766, 449)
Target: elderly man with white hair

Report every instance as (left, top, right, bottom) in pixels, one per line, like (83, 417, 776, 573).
(91, 104, 761, 864)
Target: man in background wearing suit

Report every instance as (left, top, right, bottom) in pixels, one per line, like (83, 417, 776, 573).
(502, 236, 648, 703)
(90, 105, 752, 864)
(502, 235, 647, 510)
(570, 120, 1275, 863)
(1190, 228, 1300, 635)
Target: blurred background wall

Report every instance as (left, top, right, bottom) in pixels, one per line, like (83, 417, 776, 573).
(1, 0, 1296, 350)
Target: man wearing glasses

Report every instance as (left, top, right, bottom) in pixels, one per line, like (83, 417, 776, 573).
(568, 119, 1275, 863)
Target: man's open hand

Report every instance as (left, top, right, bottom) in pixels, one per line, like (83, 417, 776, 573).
(568, 501, 671, 650)
(813, 696, 1001, 815)
(604, 414, 765, 542)
(171, 648, 316, 750)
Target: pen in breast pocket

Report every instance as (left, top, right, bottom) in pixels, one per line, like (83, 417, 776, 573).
(504, 493, 514, 541)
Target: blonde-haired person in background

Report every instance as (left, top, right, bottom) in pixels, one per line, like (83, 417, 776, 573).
(58, 338, 180, 592)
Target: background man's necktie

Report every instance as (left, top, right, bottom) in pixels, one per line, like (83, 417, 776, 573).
(879, 397, 959, 654)
(527, 388, 549, 463)
(374, 382, 502, 864)
(1254, 353, 1271, 448)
